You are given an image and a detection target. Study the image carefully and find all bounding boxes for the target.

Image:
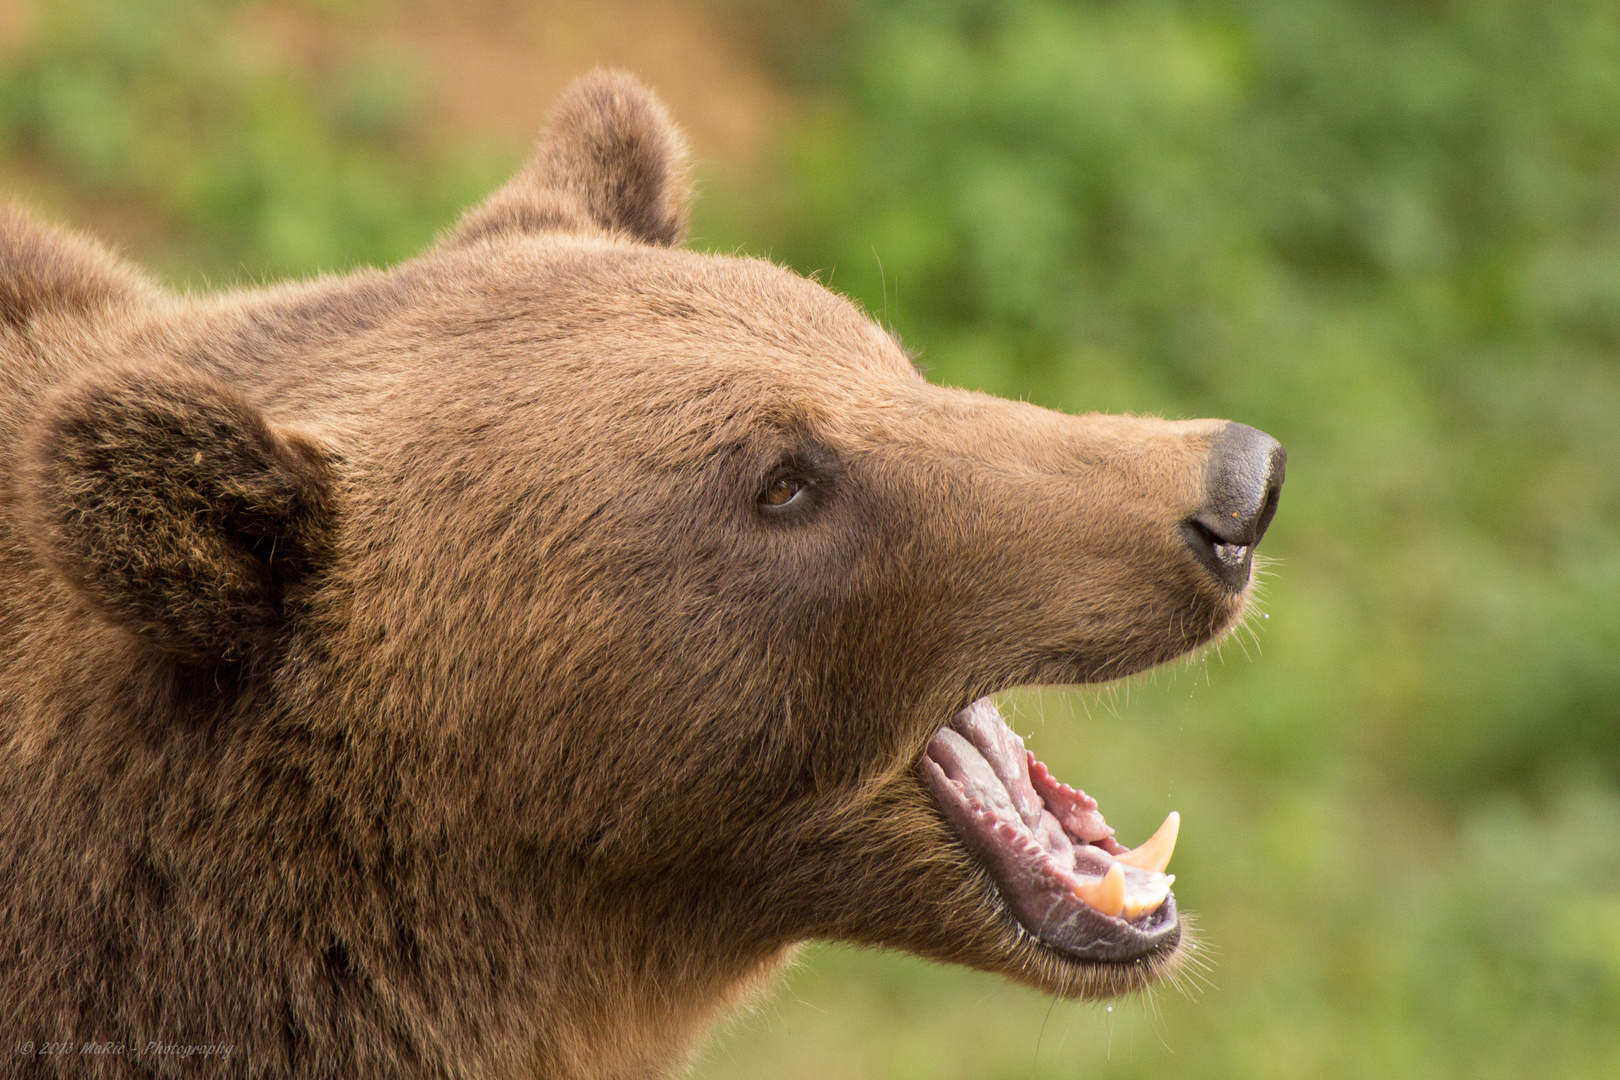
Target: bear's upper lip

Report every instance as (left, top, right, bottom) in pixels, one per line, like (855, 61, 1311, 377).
(920, 698, 1182, 963)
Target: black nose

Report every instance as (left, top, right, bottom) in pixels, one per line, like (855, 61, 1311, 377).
(1182, 422, 1286, 591)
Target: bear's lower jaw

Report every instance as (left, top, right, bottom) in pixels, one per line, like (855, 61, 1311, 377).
(921, 698, 1182, 964)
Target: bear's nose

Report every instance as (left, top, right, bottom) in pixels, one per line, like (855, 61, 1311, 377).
(1182, 422, 1286, 591)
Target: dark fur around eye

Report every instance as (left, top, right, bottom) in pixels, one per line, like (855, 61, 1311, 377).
(755, 447, 839, 520)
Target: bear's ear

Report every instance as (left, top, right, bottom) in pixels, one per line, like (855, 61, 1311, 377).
(448, 69, 693, 248)
(0, 201, 158, 328)
(20, 364, 333, 663)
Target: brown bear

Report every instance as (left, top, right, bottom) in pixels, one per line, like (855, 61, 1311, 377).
(0, 72, 1283, 1079)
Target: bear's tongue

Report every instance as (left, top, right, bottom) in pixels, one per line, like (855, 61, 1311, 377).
(921, 699, 1179, 928)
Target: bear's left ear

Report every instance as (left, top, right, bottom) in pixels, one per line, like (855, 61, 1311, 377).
(20, 364, 333, 663)
(449, 69, 693, 248)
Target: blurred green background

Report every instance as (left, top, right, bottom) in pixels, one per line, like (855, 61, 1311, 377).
(4, 1, 1615, 1076)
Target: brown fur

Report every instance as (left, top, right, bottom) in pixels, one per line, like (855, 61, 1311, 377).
(0, 72, 1251, 1078)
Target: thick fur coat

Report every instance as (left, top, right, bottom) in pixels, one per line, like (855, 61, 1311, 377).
(0, 73, 1277, 1078)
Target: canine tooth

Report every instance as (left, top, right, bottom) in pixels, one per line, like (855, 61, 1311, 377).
(1120, 876, 1172, 920)
(1072, 863, 1126, 918)
(1116, 811, 1179, 874)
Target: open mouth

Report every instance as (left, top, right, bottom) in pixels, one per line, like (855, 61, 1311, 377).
(921, 698, 1182, 963)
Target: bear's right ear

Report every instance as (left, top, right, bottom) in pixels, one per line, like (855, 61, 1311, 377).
(20, 364, 333, 663)
(448, 69, 693, 248)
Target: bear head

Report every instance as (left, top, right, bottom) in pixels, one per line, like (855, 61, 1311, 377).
(0, 72, 1282, 1078)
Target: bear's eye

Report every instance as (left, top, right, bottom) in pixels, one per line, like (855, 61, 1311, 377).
(760, 476, 805, 507)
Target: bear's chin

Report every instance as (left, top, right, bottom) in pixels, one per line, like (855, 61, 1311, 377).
(921, 697, 1184, 977)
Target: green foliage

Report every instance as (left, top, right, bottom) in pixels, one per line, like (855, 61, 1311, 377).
(0, 0, 508, 284)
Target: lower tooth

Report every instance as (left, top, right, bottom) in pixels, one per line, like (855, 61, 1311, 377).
(1120, 880, 1170, 919)
(1072, 863, 1126, 917)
